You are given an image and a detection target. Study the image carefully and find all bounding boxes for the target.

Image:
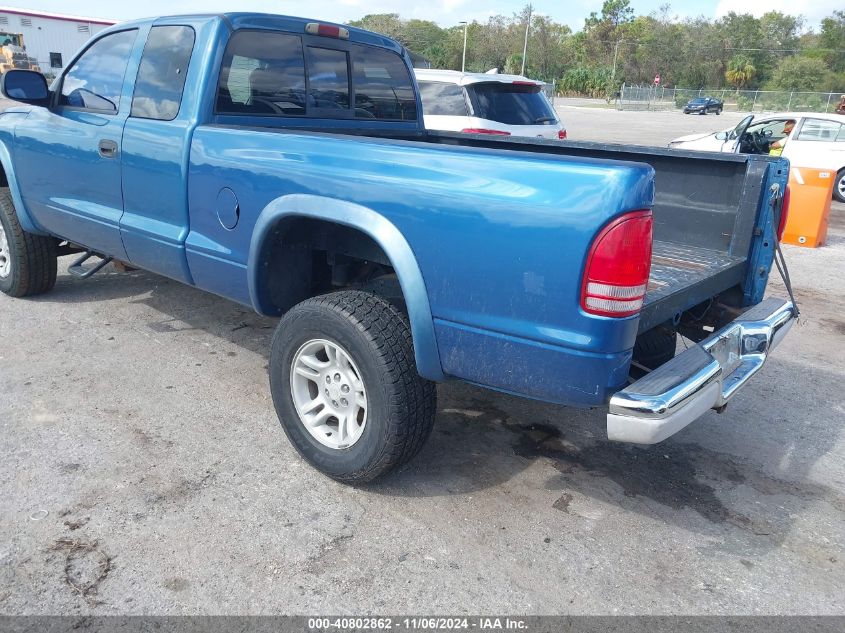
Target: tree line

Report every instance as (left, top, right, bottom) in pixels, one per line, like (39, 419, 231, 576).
(349, 1, 845, 97)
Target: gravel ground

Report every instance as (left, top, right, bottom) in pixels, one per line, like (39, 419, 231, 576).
(1, 107, 843, 615)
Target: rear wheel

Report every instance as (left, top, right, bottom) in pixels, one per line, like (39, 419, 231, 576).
(0, 188, 57, 298)
(835, 168, 845, 203)
(269, 290, 436, 484)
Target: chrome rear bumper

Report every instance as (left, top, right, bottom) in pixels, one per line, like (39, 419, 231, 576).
(607, 297, 796, 444)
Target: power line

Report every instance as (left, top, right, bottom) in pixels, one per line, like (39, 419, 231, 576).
(615, 39, 845, 54)
(724, 46, 845, 53)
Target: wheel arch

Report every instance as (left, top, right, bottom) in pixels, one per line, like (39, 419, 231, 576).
(0, 140, 47, 235)
(248, 194, 445, 381)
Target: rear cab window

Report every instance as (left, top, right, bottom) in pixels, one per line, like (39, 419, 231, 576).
(465, 82, 557, 126)
(352, 46, 416, 120)
(218, 31, 306, 115)
(307, 47, 350, 112)
(216, 29, 417, 122)
(418, 82, 468, 116)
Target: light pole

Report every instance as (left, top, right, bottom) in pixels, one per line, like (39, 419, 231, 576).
(520, 4, 533, 76)
(460, 21, 468, 72)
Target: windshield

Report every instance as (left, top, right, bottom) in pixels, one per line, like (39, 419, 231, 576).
(465, 82, 557, 126)
(690, 98, 707, 104)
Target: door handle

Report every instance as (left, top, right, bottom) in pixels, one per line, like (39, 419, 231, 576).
(98, 139, 118, 158)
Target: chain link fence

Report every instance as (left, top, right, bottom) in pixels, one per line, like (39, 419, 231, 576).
(618, 84, 845, 114)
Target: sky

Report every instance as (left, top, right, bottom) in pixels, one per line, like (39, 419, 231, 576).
(6, 0, 842, 31)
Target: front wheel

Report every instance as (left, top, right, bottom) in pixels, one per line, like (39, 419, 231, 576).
(715, 108, 722, 115)
(835, 169, 845, 203)
(0, 188, 57, 297)
(269, 290, 437, 484)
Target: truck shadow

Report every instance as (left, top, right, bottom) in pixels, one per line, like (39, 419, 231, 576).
(33, 263, 845, 553)
(373, 364, 845, 552)
(32, 261, 278, 358)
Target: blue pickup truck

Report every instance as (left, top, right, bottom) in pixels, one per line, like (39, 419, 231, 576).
(0, 13, 795, 483)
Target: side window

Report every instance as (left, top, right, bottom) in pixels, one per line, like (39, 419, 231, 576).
(746, 120, 788, 140)
(351, 45, 416, 120)
(216, 31, 306, 116)
(418, 82, 467, 116)
(307, 47, 350, 112)
(60, 29, 138, 113)
(131, 26, 195, 121)
(797, 119, 844, 142)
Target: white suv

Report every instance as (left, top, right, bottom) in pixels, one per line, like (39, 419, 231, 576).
(415, 69, 566, 140)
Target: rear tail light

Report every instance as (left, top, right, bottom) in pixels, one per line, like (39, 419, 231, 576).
(558, 129, 567, 140)
(777, 185, 790, 241)
(460, 128, 511, 136)
(305, 23, 349, 39)
(581, 210, 653, 318)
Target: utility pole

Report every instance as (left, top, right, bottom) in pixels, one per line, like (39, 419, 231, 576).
(610, 39, 623, 86)
(460, 21, 468, 72)
(521, 4, 532, 76)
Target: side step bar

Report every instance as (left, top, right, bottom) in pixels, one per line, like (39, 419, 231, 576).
(607, 297, 796, 444)
(68, 250, 113, 279)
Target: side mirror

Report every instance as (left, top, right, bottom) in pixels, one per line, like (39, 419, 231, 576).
(715, 131, 728, 141)
(0, 69, 49, 106)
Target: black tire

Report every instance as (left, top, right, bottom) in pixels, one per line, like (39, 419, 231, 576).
(632, 326, 677, 373)
(0, 187, 57, 298)
(834, 168, 845, 204)
(716, 107, 722, 115)
(269, 290, 437, 484)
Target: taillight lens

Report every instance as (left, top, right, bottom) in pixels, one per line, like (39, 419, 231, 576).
(777, 185, 790, 241)
(558, 129, 567, 140)
(460, 128, 511, 136)
(581, 210, 653, 318)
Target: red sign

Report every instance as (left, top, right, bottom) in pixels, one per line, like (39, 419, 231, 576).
(654, 74, 661, 85)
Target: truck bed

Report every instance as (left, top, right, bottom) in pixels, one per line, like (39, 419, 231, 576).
(428, 131, 779, 332)
(647, 241, 746, 313)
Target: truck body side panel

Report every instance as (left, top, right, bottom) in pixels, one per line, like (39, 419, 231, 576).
(187, 126, 654, 402)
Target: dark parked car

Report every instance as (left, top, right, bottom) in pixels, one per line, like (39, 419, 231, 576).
(683, 97, 723, 115)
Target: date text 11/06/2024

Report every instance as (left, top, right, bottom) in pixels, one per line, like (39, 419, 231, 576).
(307, 617, 528, 630)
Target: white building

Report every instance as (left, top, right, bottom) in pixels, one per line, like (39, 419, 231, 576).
(0, 6, 115, 79)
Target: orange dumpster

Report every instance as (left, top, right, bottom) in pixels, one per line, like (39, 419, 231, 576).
(781, 166, 834, 248)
